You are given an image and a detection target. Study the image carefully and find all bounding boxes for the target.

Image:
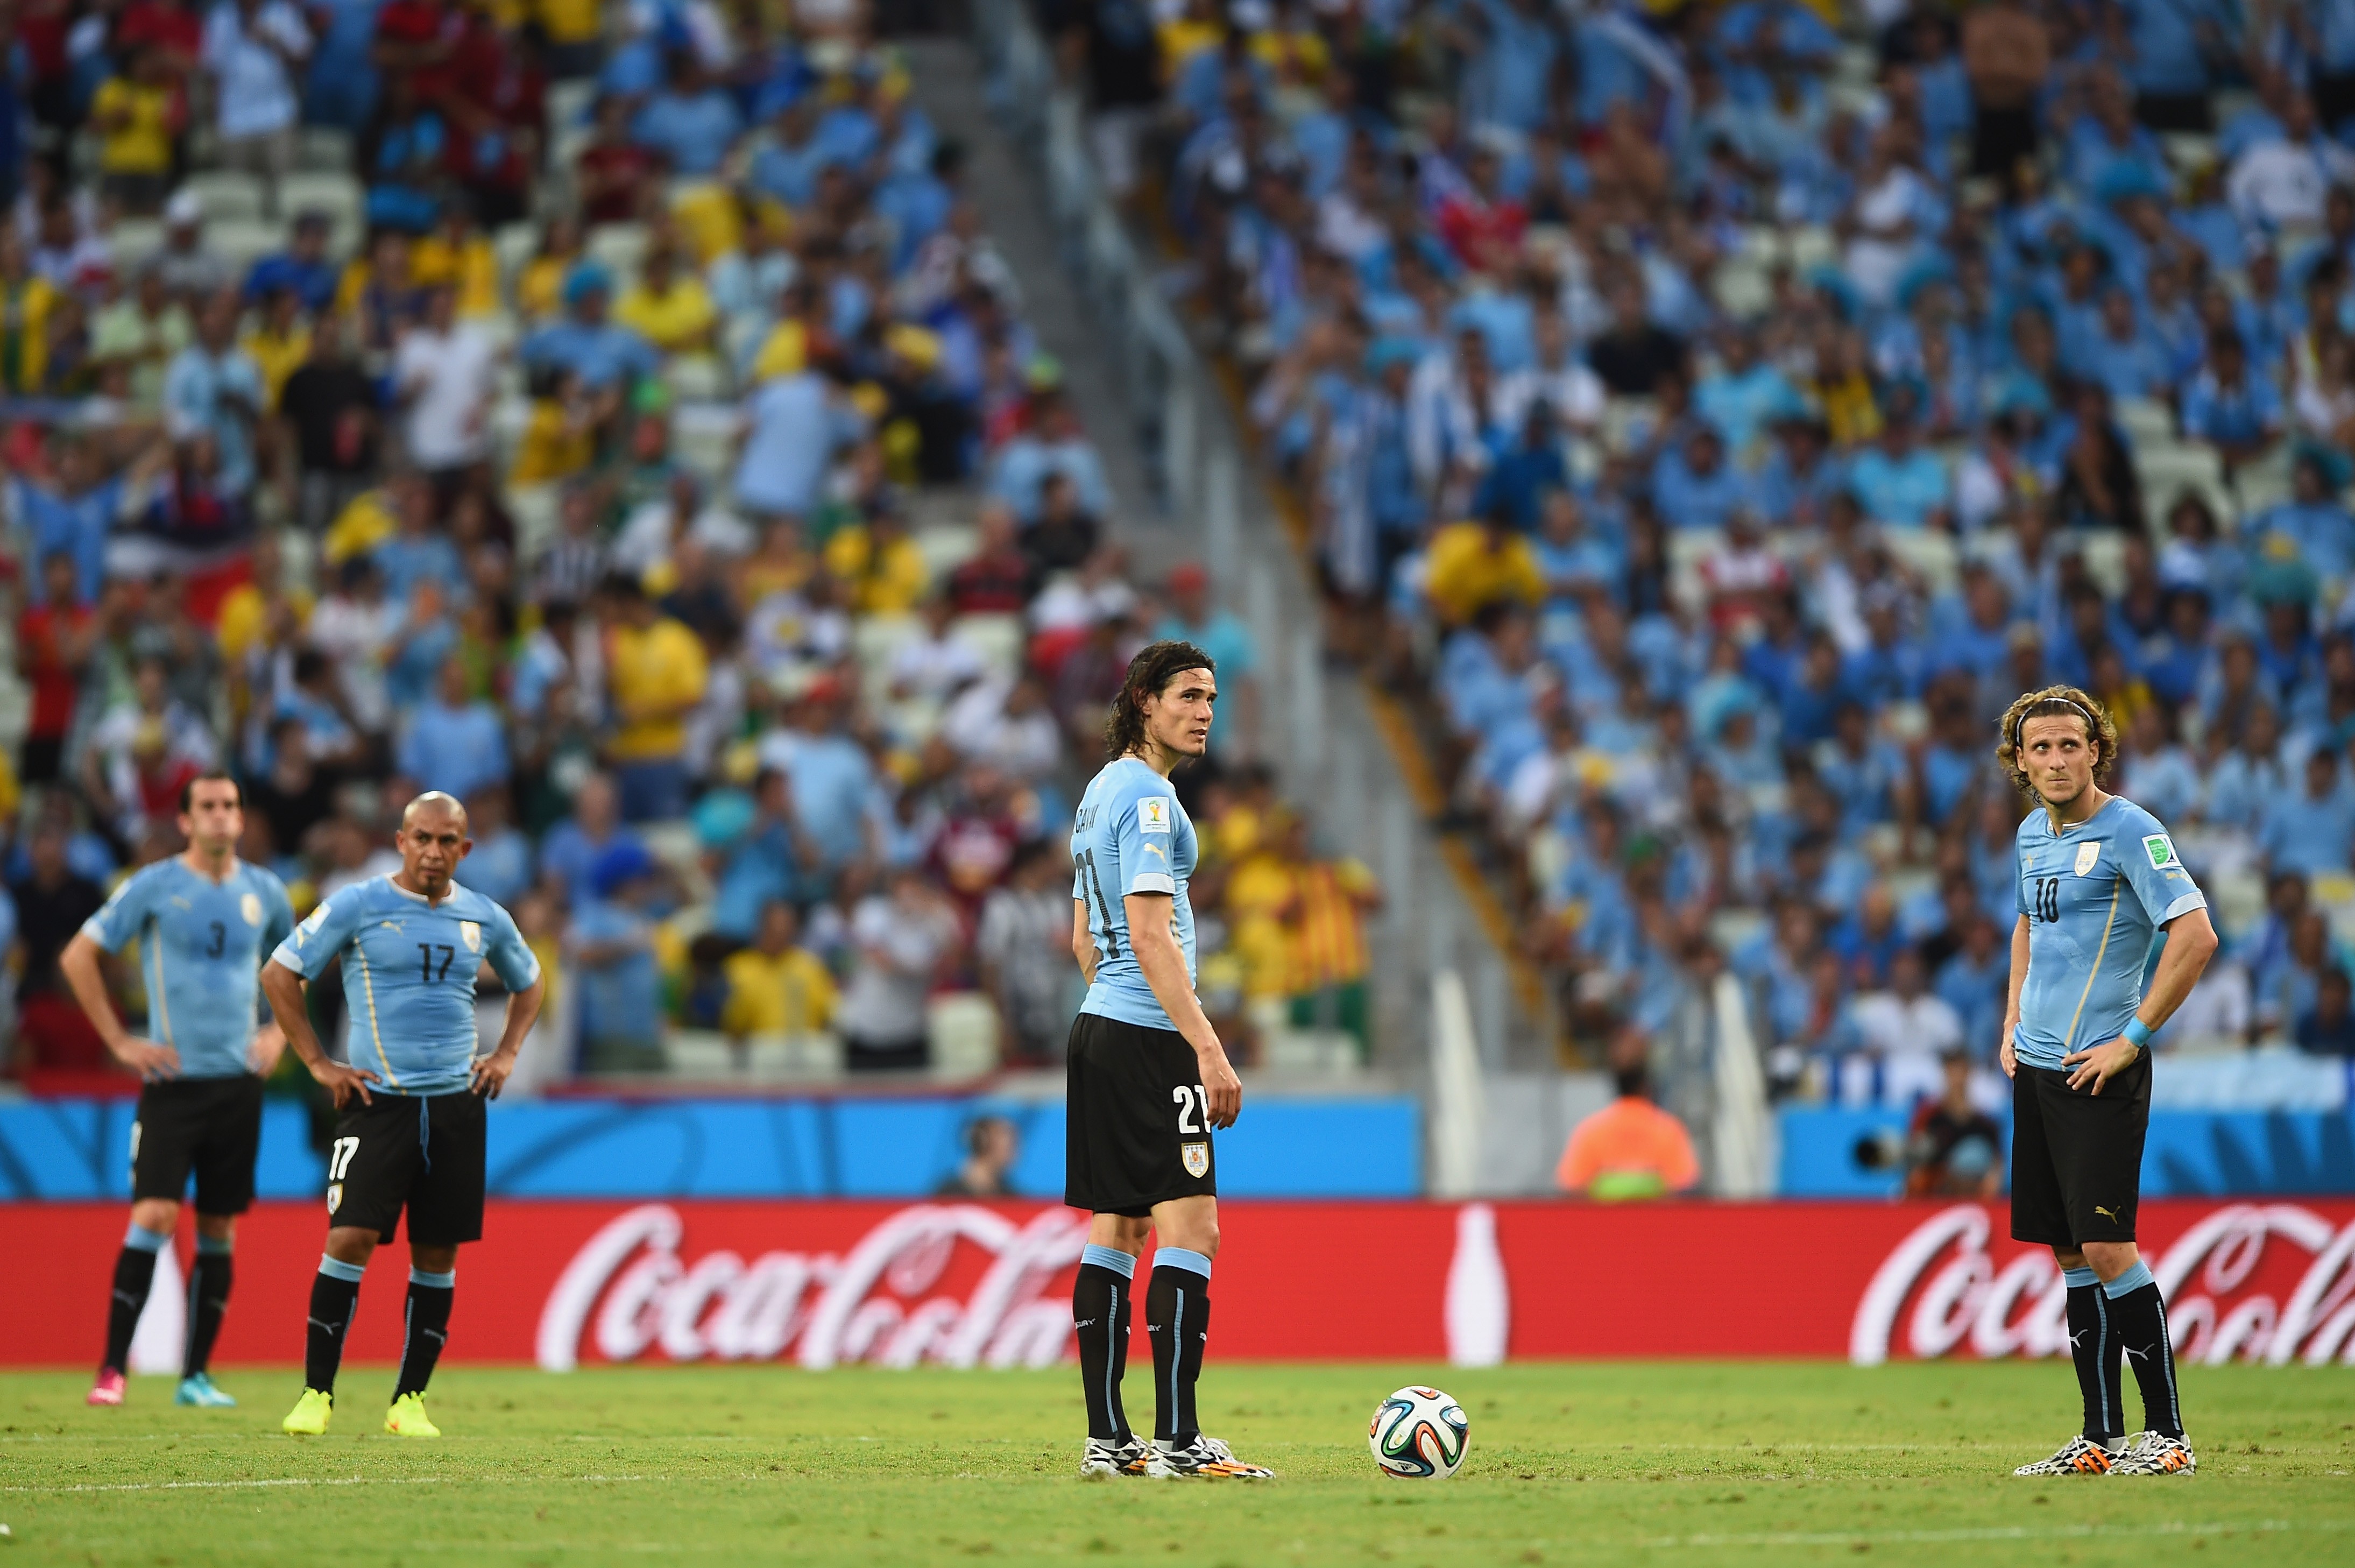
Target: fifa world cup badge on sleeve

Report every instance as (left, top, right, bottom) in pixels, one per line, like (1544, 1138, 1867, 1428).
(2075, 843, 2099, 876)
(1138, 797, 1171, 835)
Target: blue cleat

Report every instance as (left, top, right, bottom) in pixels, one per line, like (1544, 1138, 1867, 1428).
(175, 1373, 238, 1408)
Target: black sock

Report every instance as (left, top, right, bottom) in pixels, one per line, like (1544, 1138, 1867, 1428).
(1072, 1247, 1136, 1442)
(394, 1268, 456, 1400)
(182, 1241, 233, 1379)
(2064, 1267, 2125, 1443)
(2106, 1269, 2185, 1439)
(101, 1225, 169, 1375)
(1145, 1252, 1212, 1446)
(305, 1258, 365, 1395)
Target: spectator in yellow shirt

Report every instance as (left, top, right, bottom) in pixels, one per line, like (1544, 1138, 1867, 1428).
(821, 503, 929, 613)
(0, 232, 60, 396)
(240, 286, 312, 411)
(537, 0, 606, 78)
(410, 209, 501, 319)
(602, 572, 709, 821)
(613, 238, 719, 357)
(1424, 508, 1544, 627)
(93, 48, 181, 213)
(721, 900, 839, 1038)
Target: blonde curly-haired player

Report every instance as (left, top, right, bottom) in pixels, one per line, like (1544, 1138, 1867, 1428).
(1997, 686, 2216, 1478)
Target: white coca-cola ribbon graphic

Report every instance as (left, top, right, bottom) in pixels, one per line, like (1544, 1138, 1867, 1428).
(535, 1203, 1090, 1373)
(1850, 1203, 2355, 1367)
(1444, 1202, 1509, 1367)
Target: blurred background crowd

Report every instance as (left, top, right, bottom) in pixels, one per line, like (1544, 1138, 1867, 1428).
(0, 0, 1390, 1090)
(1035, 0, 2355, 1112)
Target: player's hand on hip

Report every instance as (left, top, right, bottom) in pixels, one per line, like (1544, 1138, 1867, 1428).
(309, 1058, 380, 1108)
(111, 1036, 179, 1079)
(2062, 1039, 2138, 1095)
(470, 1049, 518, 1099)
(1197, 1046, 1242, 1129)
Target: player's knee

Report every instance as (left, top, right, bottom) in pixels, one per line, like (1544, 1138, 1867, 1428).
(324, 1226, 378, 1266)
(130, 1198, 180, 1233)
(194, 1213, 236, 1246)
(2081, 1240, 2138, 1280)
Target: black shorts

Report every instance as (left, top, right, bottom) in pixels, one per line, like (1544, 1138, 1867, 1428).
(325, 1092, 487, 1245)
(2010, 1055, 2151, 1248)
(130, 1075, 265, 1213)
(1065, 1013, 1217, 1218)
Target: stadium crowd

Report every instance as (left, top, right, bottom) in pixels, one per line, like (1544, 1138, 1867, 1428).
(0, 0, 1386, 1085)
(1042, 0, 2355, 1100)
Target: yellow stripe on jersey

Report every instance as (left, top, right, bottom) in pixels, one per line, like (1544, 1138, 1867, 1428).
(355, 945, 400, 1089)
(2062, 884, 2122, 1054)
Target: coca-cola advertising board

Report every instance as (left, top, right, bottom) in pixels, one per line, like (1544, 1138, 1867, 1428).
(4, 1198, 2352, 1368)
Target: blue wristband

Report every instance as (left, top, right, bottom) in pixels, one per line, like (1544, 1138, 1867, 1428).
(2121, 1018, 2153, 1050)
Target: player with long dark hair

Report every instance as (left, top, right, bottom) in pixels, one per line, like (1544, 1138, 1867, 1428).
(1066, 642, 1270, 1480)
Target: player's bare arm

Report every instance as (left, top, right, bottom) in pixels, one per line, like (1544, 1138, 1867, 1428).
(471, 975, 547, 1099)
(1071, 899, 1098, 986)
(59, 931, 179, 1079)
(262, 959, 379, 1107)
(1125, 889, 1240, 1128)
(2000, 914, 2030, 1080)
(246, 1021, 288, 1077)
(2066, 907, 2219, 1095)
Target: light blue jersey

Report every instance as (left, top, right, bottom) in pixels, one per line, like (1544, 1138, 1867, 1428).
(2014, 796, 2207, 1071)
(80, 858, 296, 1078)
(1071, 756, 1198, 1032)
(270, 875, 540, 1096)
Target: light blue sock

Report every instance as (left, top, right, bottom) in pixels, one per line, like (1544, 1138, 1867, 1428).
(1153, 1247, 1212, 1280)
(408, 1268, 455, 1289)
(123, 1223, 169, 1253)
(2102, 1261, 2156, 1299)
(195, 1233, 234, 1256)
(317, 1254, 367, 1283)
(2062, 1267, 2099, 1290)
(1080, 1244, 1137, 1279)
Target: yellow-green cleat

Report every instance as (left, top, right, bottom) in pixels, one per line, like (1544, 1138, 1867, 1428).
(383, 1392, 440, 1438)
(281, 1388, 333, 1436)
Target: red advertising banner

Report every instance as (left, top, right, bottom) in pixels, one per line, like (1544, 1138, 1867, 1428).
(3, 1198, 2351, 1369)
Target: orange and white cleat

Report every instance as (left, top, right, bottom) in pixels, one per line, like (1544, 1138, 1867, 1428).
(2013, 1435, 2120, 1475)
(2112, 1431, 2196, 1475)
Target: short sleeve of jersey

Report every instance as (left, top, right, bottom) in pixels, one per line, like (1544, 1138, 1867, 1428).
(1116, 781, 1180, 897)
(2118, 810, 2207, 927)
(480, 901, 542, 992)
(81, 867, 158, 953)
(273, 892, 362, 978)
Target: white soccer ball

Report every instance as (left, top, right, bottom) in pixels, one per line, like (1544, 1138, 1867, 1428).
(1368, 1385, 1469, 1479)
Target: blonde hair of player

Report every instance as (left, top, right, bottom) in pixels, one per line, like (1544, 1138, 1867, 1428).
(1993, 683, 2120, 803)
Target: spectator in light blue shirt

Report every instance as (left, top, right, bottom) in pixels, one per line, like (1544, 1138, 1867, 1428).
(455, 786, 533, 907)
(1652, 425, 1751, 530)
(1460, 0, 1559, 133)
(2076, 284, 2174, 401)
(2252, 454, 2355, 583)
(990, 392, 1113, 523)
(736, 368, 861, 519)
(749, 98, 832, 209)
(1845, 408, 1951, 528)
(631, 53, 745, 177)
(1695, 328, 1800, 455)
(162, 293, 265, 500)
(2261, 748, 2355, 875)
(570, 842, 667, 1072)
(520, 263, 660, 391)
(396, 659, 510, 804)
(2181, 331, 2283, 463)
(372, 473, 468, 604)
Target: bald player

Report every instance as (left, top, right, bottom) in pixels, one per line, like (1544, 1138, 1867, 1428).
(262, 793, 545, 1438)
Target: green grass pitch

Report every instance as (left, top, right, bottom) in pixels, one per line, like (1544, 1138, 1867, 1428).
(0, 1362, 2349, 1565)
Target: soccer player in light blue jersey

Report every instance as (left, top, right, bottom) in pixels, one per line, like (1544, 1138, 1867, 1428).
(1064, 641, 1268, 1481)
(1997, 687, 2217, 1479)
(262, 792, 544, 1438)
(59, 773, 295, 1410)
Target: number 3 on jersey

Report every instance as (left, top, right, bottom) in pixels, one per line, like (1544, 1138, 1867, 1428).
(1172, 1083, 1210, 1133)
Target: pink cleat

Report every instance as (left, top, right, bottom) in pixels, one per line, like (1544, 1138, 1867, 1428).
(87, 1369, 126, 1406)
